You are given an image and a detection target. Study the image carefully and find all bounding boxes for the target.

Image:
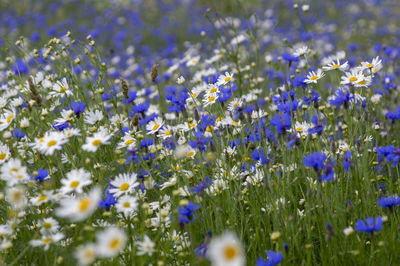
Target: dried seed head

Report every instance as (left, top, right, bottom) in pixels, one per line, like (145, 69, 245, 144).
(151, 63, 159, 83)
(120, 77, 129, 99)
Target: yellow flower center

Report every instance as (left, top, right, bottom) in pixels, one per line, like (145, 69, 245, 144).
(42, 238, 53, 243)
(189, 123, 196, 128)
(296, 127, 303, 131)
(60, 87, 67, 93)
(125, 139, 134, 145)
(6, 114, 14, 123)
(223, 245, 239, 261)
(123, 202, 130, 208)
(331, 64, 340, 69)
(11, 167, 18, 172)
(119, 183, 130, 191)
(165, 130, 172, 136)
(38, 195, 47, 202)
(208, 96, 215, 102)
(47, 140, 57, 147)
(152, 124, 160, 131)
(109, 238, 120, 250)
(366, 63, 373, 68)
(78, 198, 91, 212)
(373, 67, 379, 72)
(0, 153, 6, 160)
(349, 77, 358, 82)
(43, 222, 52, 229)
(192, 93, 197, 98)
(92, 139, 102, 146)
(84, 249, 95, 258)
(310, 75, 319, 80)
(70, 181, 80, 188)
(358, 80, 367, 85)
(187, 151, 195, 157)
(115, 119, 121, 125)
(209, 87, 217, 93)
(206, 126, 214, 132)
(224, 77, 231, 82)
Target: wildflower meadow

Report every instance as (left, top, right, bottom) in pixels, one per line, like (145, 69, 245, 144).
(1, 0, 400, 265)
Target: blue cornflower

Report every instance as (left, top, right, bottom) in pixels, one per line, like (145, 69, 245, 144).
(252, 148, 269, 165)
(320, 163, 335, 182)
(303, 152, 326, 170)
(354, 217, 383, 234)
(378, 195, 400, 209)
(256, 251, 283, 266)
(190, 177, 213, 193)
(33, 168, 49, 181)
(99, 186, 117, 209)
(194, 243, 207, 257)
(282, 52, 299, 64)
(343, 150, 352, 172)
(12, 128, 25, 139)
(385, 106, 400, 121)
(52, 122, 69, 131)
(70, 101, 86, 116)
(270, 113, 292, 134)
(179, 202, 200, 224)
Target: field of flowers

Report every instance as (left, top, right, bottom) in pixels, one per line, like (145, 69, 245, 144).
(1, 0, 400, 265)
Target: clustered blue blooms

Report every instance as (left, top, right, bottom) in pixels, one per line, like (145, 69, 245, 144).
(2, 0, 400, 264)
(354, 217, 383, 234)
(179, 202, 200, 224)
(256, 251, 284, 266)
(375, 145, 400, 169)
(378, 195, 400, 209)
(303, 152, 335, 181)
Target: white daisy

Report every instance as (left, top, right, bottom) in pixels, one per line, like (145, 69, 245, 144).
(75, 243, 97, 266)
(96, 227, 127, 258)
(55, 186, 101, 222)
(82, 130, 112, 152)
(322, 59, 348, 71)
(203, 93, 219, 107)
(83, 109, 104, 125)
(208, 231, 245, 266)
(30, 233, 64, 251)
(136, 235, 155, 256)
(0, 109, 16, 131)
(117, 133, 136, 149)
(0, 142, 11, 163)
(49, 78, 73, 98)
(115, 195, 138, 216)
(5, 186, 27, 209)
(304, 69, 325, 84)
(146, 117, 164, 135)
(109, 173, 139, 197)
(39, 217, 60, 235)
(1, 158, 29, 186)
(217, 72, 234, 86)
(33, 131, 69, 155)
(60, 168, 92, 194)
(340, 70, 365, 85)
(360, 56, 382, 73)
